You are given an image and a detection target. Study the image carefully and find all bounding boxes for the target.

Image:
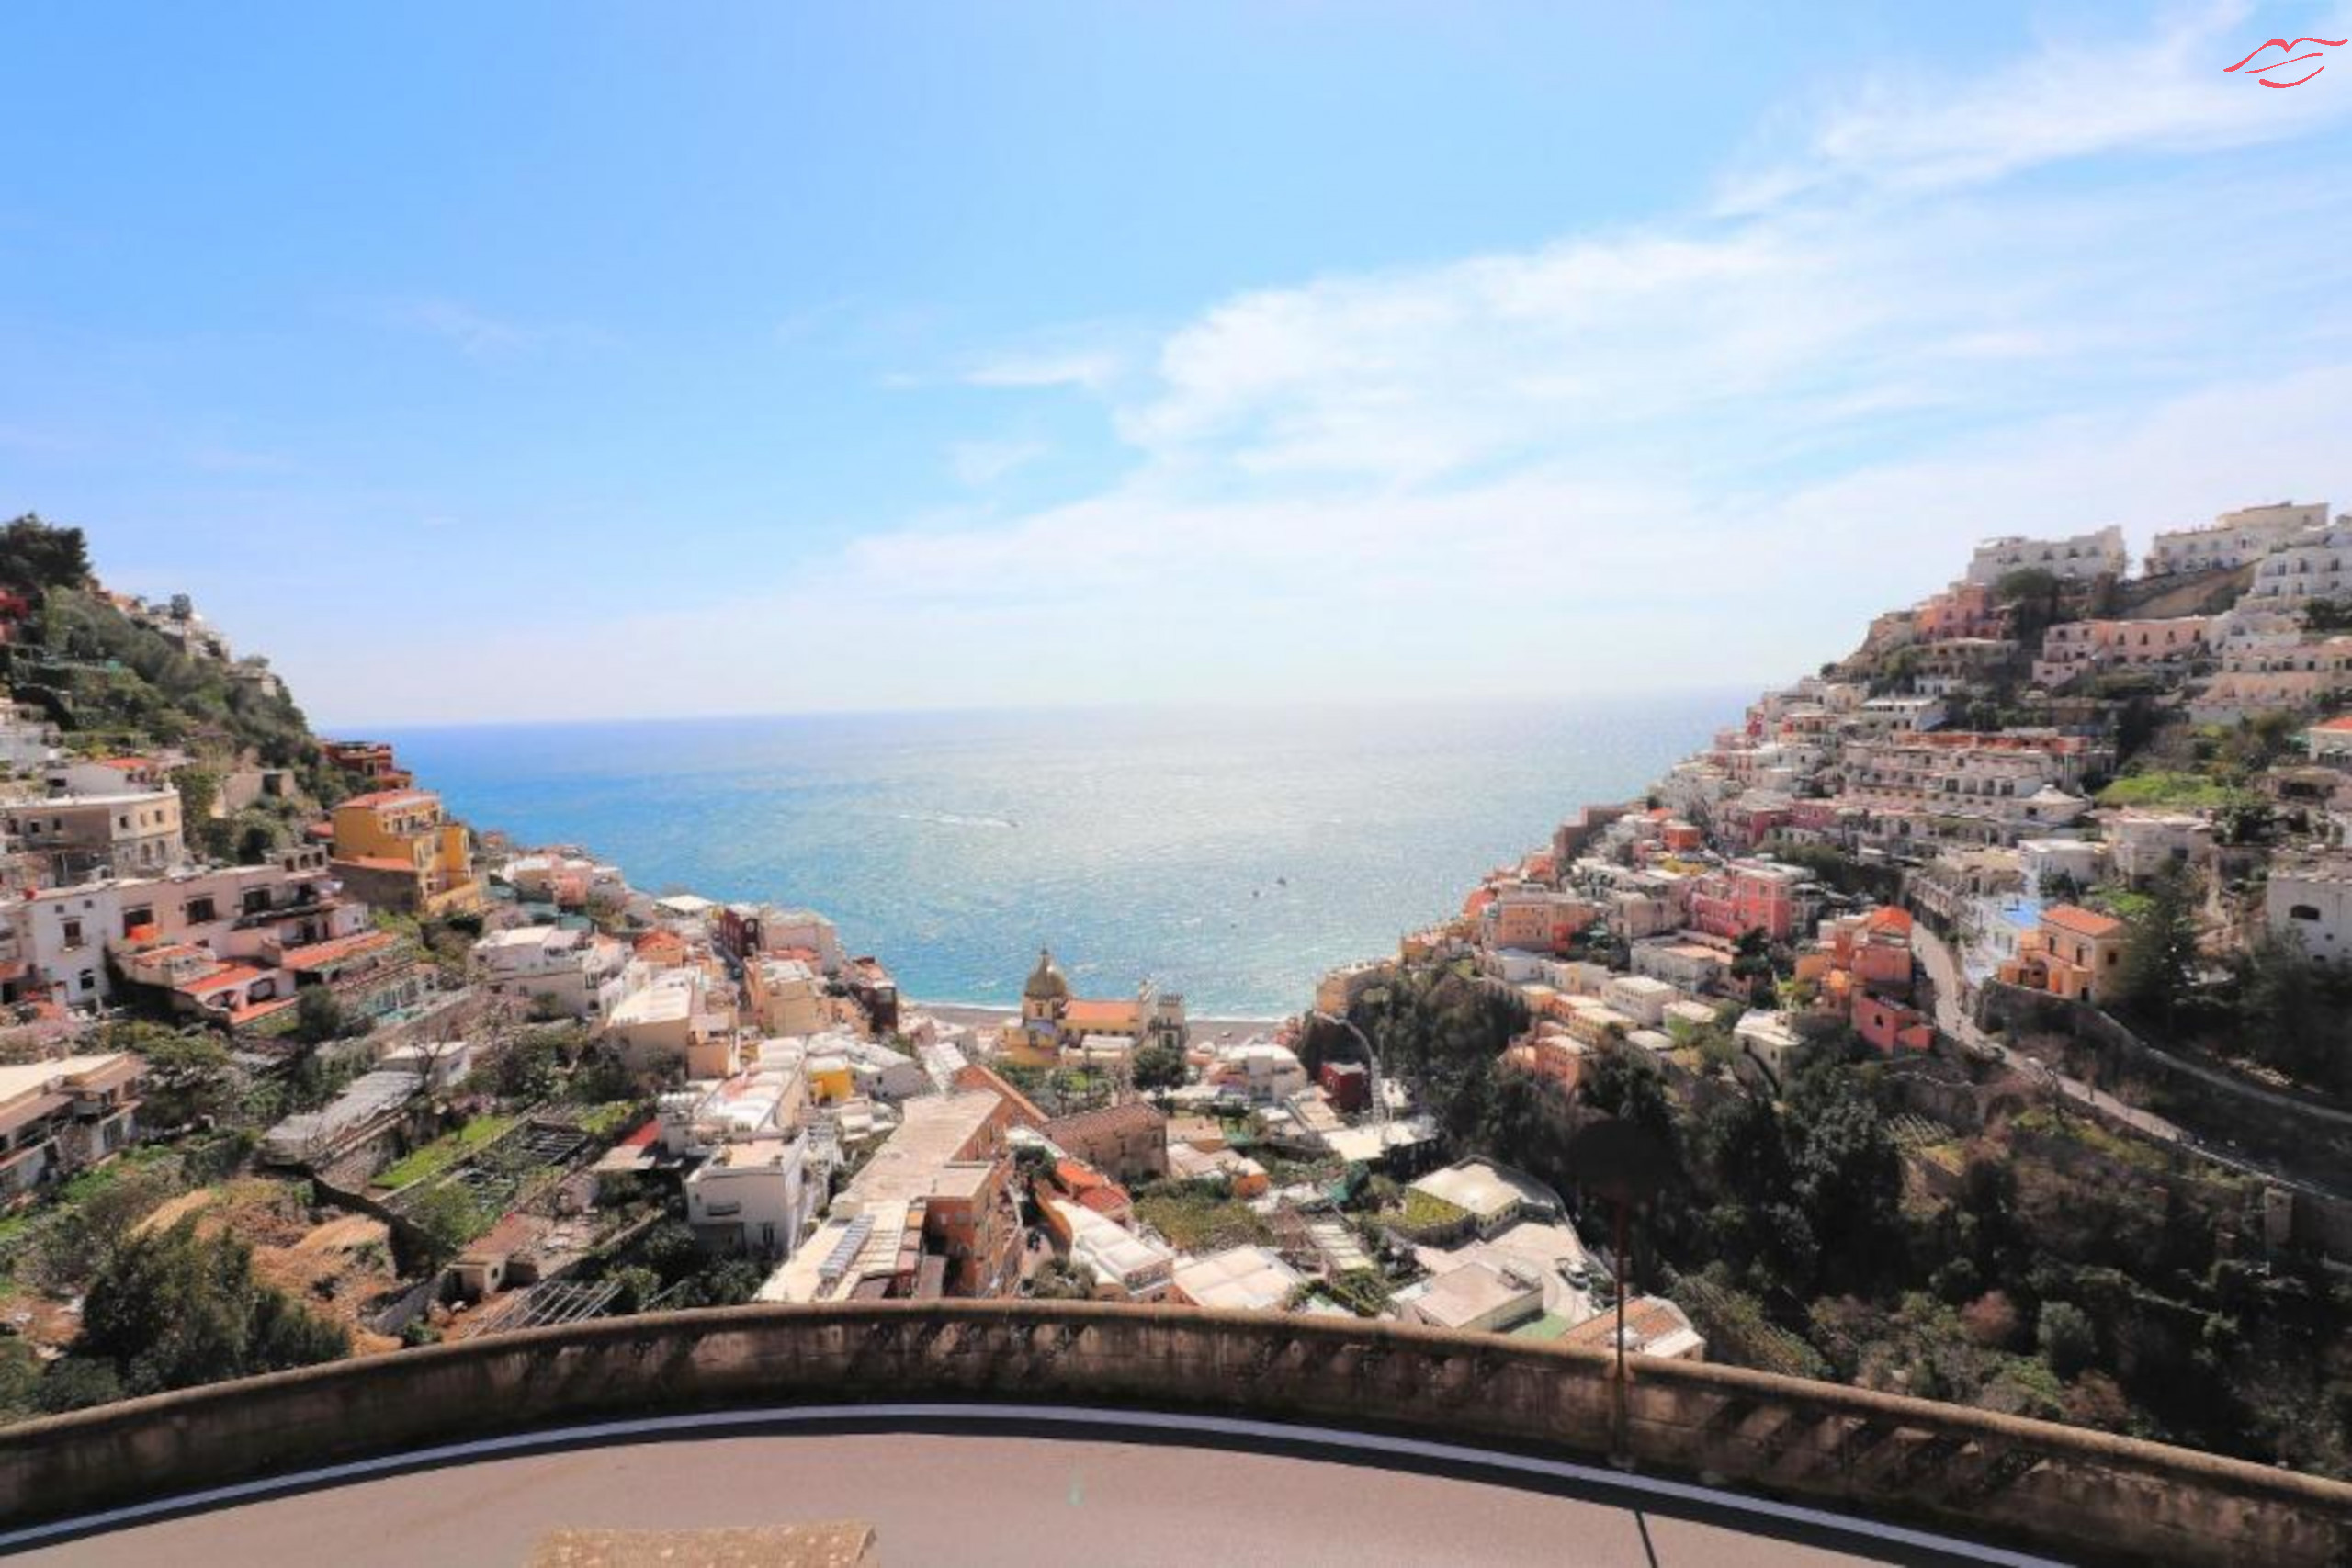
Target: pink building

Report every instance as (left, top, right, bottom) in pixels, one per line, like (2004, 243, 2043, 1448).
(1686, 860, 1806, 942)
(1851, 991, 1933, 1054)
(1914, 583, 2009, 641)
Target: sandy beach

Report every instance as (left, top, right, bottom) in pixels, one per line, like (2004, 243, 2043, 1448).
(911, 1001, 1289, 1045)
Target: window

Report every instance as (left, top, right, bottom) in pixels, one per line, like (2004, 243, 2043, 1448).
(185, 897, 217, 924)
(243, 888, 271, 915)
(121, 907, 153, 937)
(2290, 904, 2323, 922)
(61, 919, 83, 948)
(77, 970, 95, 993)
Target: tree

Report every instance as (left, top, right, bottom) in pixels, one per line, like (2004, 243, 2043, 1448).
(2038, 1301, 2098, 1379)
(70, 1222, 345, 1398)
(1784, 1066, 1902, 1292)
(403, 1183, 488, 1269)
(105, 1021, 235, 1127)
(2110, 869, 2200, 1034)
(0, 514, 91, 590)
(2233, 931, 2352, 1091)
(1130, 1040, 1188, 1091)
(293, 985, 349, 1044)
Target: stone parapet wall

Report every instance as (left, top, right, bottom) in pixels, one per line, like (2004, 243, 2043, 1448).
(2, 1301, 2345, 1565)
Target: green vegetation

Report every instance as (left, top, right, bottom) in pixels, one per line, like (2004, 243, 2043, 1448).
(402, 1182, 492, 1268)
(2094, 772, 2239, 809)
(1130, 1039, 1187, 1091)
(0, 514, 92, 591)
(2109, 869, 2201, 1036)
(35, 1223, 345, 1410)
(374, 1115, 520, 1191)
(1385, 1188, 1469, 1238)
(1133, 1181, 1273, 1252)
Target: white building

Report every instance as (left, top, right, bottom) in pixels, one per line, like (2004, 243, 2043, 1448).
(1055, 1199, 1176, 1301)
(0, 705, 60, 773)
(607, 967, 733, 1078)
(1734, 1010, 1804, 1077)
(471, 924, 628, 1019)
(1408, 1158, 1561, 1238)
(2268, 859, 2352, 965)
(1171, 1246, 1304, 1313)
(2104, 812, 2215, 884)
(1210, 1040, 1306, 1101)
(684, 1135, 810, 1261)
(2018, 839, 2105, 897)
(1630, 940, 1729, 995)
(1962, 525, 2128, 587)
(2145, 502, 2329, 577)
(2245, 525, 2352, 607)
(1396, 1258, 1545, 1334)
(1600, 974, 1677, 1028)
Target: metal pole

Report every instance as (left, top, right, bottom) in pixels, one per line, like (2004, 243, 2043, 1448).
(1611, 1197, 1629, 1468)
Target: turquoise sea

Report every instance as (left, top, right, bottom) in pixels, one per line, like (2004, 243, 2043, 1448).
(375, 695, 1737, 1016)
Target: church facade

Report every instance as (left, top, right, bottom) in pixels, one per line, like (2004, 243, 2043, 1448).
(1002, 947, 1187, 1067)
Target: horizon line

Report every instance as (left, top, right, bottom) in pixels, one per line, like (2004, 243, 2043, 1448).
(317, 682, 1760, 736)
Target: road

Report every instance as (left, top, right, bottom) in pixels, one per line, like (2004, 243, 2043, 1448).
(18, 1428, 1933, 1568)
(1908, 922, 2186, 1142)
(1909, 923, 2347, 1199)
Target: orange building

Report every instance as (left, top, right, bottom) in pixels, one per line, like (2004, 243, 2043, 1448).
(2000, 904, 2126, 1005)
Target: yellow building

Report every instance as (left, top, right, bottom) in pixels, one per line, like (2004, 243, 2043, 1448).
(329, 789, 483, 916)
(1002, 947, 1185, 1066)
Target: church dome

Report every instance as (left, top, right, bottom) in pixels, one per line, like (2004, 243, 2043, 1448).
(1024, 946, 1070, 1001)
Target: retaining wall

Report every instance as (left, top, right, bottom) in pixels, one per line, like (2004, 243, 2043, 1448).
(1, 1301, 2345, 1565)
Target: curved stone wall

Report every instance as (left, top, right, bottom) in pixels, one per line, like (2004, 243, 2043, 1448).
(2, 1300, 2345, 1565)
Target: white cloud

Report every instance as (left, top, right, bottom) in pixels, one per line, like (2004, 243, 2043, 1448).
(391, 299, 530, 357)
(1716, 0, 2352, 209)
(316, 1, 2352, 722)
(963, 349, 1123, 391)
(946, 438, 1048, 487)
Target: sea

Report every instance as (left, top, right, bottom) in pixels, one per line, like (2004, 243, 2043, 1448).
(374, 694, 1740, 1018)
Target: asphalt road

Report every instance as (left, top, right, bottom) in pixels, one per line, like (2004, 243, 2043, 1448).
(18, 1429, 1941, 1568)
(1908, 922, 2188, 1144)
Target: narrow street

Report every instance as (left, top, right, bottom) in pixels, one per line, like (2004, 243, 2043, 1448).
(1909, 922, 2352, 1203)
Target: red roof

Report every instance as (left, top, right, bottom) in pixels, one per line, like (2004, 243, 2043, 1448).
(2312, 716, 2352, 734)
(1862, 907, 1914, 937)
(280, 929, 401, 971)
(181, 964, 269, 997)
(339, 788, 435, 811)
(338, 855, 416, 873)
(2043, 904, 2124, 940)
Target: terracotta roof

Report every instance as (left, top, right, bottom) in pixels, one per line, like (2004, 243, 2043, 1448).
(180, 964, 269, 997)
(2042, 904, 2124, 940)
(1862, 907, 1914, 936)
(1062, 998, 1140, 1029)
(338, 788, 435, 811)
(279, 929, 401, 971)
(954, 1062, 1047, 1127)
(1045, 1102, 1167, 1143)
(1560, 1296, 1697, 1350)
(334, 854, 419, 874)
(2312, 716, 2352, 734)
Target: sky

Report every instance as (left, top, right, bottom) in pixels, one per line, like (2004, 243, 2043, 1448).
(5, 0, 2352, 727)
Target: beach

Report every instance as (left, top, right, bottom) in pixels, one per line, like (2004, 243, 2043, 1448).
(912, 1001, 1288, 1045)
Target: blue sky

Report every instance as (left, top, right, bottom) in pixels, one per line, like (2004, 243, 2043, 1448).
(6, 0, 2351, 725)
